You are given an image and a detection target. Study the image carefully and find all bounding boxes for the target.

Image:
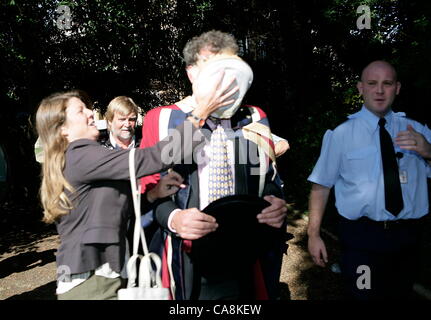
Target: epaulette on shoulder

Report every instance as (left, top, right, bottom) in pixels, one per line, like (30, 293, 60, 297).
(399, 112, 428, 127)
(331, 118, 351, 132)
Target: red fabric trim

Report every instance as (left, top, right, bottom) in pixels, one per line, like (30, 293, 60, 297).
(161, 237, 173, 300)
(261, 134, 276, 159)
(243, 105, 275, 160)
(243, 104, 267, 120)
(139, 105, 182, 193)
(140, 108, 161, 193)
(182, 240, 192, 253)
(253, 259, 269, 300)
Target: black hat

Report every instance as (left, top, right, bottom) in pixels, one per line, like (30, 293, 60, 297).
(191, 194, 284, 277)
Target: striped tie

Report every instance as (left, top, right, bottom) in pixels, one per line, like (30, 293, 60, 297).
(208, 123, 234, 203)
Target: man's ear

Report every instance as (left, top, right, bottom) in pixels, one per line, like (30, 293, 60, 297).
(396, 81, 401, 95)
(356, 81, 363, 95)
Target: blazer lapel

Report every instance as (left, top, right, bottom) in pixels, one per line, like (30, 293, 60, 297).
(234, 136, 249, 194)
(187, 169, 200, 208)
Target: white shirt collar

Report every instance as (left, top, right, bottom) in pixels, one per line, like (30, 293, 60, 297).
(109, 132, 135, 149)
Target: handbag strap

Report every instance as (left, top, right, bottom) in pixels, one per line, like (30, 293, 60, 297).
(128, 148, 149, 256)
(128, 148, 166, 289)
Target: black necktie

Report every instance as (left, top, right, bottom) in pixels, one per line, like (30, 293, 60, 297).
(378, 118, 403, 216)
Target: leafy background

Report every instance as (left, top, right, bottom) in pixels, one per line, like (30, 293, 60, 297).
(1, 0, 430, 212)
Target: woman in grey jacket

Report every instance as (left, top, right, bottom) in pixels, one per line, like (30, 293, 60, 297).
(35, 74, 237, 299)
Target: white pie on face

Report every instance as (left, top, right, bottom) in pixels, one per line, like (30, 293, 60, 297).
(193, 54, 254, 119)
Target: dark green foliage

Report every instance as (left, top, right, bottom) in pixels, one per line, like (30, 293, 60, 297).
(1, 0, 430, 209)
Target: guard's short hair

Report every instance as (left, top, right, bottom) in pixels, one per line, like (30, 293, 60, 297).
(360, 60, 398, 82)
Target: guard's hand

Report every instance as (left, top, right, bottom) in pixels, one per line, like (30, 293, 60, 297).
(395, 124, 431, 159)
(257, 195, 287, 228)
(308, 235, 328, 267)
(171, 208, 218, 240)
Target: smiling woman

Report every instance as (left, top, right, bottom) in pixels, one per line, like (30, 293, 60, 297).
(36, 92, 83, 223)
(60, 97, 100, 143)
(34, 79, 237, 300)
(35, 91, 205, 299)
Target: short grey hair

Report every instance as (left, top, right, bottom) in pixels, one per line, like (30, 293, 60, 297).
(183, 30, 239, 66)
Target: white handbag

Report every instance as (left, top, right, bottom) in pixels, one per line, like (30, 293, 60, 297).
(117, 148, 170, 300)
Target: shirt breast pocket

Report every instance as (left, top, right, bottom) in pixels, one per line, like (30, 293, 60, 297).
(398, 151, 427, 182)
(344, 146, 378, 182)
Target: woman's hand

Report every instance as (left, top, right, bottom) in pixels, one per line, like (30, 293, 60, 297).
(146, 170, 186, 203)
(192, 70, 239, 120)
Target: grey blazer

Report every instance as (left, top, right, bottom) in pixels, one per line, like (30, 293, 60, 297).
(56, 121, 204, 276)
